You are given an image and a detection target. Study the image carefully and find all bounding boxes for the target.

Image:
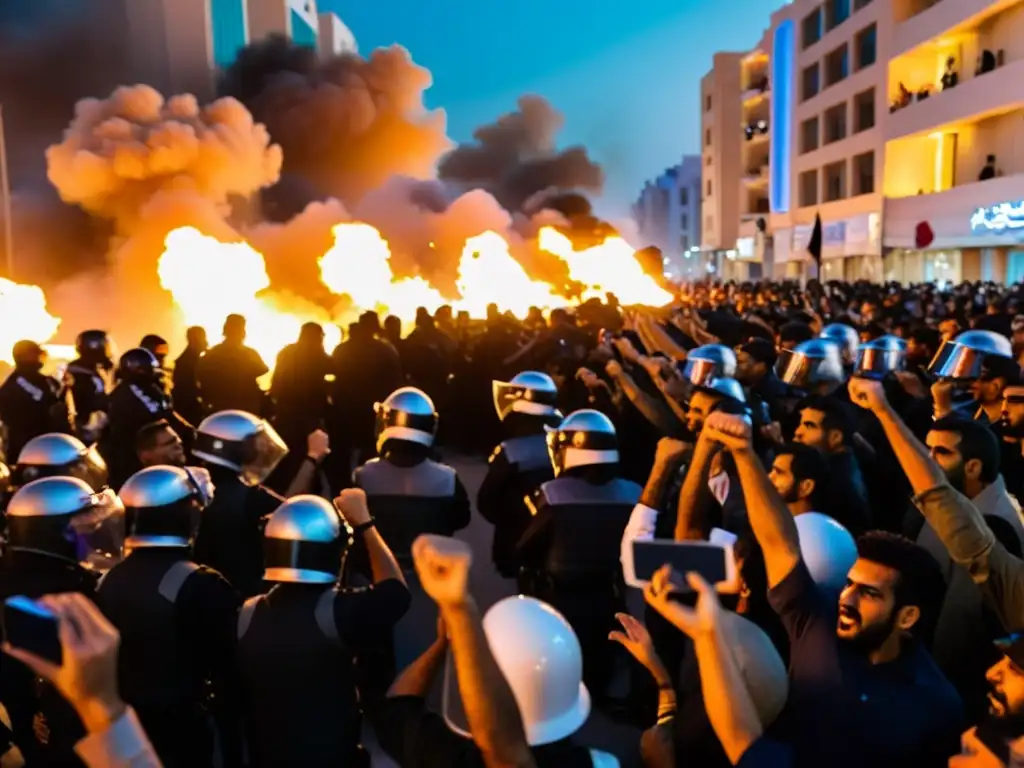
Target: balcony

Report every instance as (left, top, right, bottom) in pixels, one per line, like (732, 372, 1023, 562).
(742, 75, 771, 104)
(886, 55, 1024, 140)
(743, 120, 770, 144)
(883, 172, 1024, 248)
(891, 0, 1023, 59)
(743, 165, 770, 188)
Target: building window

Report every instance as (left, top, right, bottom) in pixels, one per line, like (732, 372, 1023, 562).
(681, 213, 689, 230)
(800, 117, 820, 153)
(705, 154, 712, 166)
(802, 8, 822, 49)
(853, 151, 874, 195)
(705, 94, 712, 111)
(290, 8, 317, 48)
(705, 215, 713, 233)
(802, 63, 821, 101)
(824, 44, 850, 87)
(799, 169, 818, 206)
(680, 188, 689, 206)
(854, 88, 875, 132)
(211, 0, 248, 68)
(825, 0, 851, 32)
(824, 160, 847, 201)
(855, 24, 876, 70)
(681, 234, 690, 251)
(705, 128, 712, 147)
(823, 102, 847, 144)
(706, 179, 713, 196)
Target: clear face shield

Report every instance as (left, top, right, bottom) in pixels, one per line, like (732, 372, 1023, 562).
(69, 445, 109, 491)
(238, 423, 289, 487)
(70, 488, 126, 573)
(681, 357, 720, 388)
(493, 381, 526, 422)
(929, 341, 988, 381)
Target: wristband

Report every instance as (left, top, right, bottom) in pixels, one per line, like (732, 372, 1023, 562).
(352, 520, 375, 536)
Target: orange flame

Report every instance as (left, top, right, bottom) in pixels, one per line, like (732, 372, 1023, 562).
(0, 278, 62, 365)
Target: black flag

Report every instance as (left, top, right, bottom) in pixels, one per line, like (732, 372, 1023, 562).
(807, 212, 823, 270)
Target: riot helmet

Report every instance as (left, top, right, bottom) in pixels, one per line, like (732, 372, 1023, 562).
(444, 596, 590, 746)
(263, 495, 344, 585)
(193, 410, 288, 486)
(545, 409, 618, 477)
(794, 512, 857, 592)
(929, 329, 1014, 381)
(75, 330, 113, 369)
(374, 387, 438, 453)
(119, 465, 213, 548)
(492, 371, 561, 422)
(6, 476, 124, 571)
(853, 335, 907, 380)
(696, 376, 747, 406)
(117, 348, 161, 383)
(681, 344, 738, 387)
(819, 324, 860, 365)
(776, 339, 846, 389)
(12, 340, 46, 373)
(14, 433, 108, 491)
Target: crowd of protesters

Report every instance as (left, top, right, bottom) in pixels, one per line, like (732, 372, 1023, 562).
(0, 277, 1022, 767)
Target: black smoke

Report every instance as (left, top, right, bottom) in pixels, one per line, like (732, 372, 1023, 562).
(438, 95, 604, 213)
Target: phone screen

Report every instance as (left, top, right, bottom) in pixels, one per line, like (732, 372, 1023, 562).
(3, 596, 62, 666)
(632, 540, 729, 586)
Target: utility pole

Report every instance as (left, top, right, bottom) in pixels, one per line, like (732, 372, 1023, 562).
(0, 104, 13, 280)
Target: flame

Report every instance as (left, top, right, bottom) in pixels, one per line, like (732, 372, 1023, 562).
(451, 231, 567, 318)
(538, 227, 673, 307)
(318, 223, 448, 322)
(0, 278, 62, 364)
(157, 227, 340, 366)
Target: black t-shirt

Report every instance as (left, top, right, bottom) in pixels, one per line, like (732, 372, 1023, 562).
(370, 695, 600, 768)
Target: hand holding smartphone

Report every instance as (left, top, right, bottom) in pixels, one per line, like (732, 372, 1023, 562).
(3, 596, 62, 666)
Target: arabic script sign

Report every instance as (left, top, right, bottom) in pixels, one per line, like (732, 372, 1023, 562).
(971, 200, 1024, 234)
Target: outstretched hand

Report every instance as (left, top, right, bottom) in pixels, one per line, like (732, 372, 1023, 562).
(412, 535, 473, 608)
(702, 411, 753, 452)
(643, 567, 724, 640)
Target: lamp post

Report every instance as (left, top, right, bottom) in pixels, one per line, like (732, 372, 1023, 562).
(0, 104, 13, 279)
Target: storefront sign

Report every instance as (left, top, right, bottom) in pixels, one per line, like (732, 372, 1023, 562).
(971, 200, 1024, 234)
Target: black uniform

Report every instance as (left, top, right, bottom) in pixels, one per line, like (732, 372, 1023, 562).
(96, 548, 240, 768)
(0, 551, 97, 767)
(101, 379, 191, 489)
(236, 580, 410, 768)
(192, 466, 284, 599)
(517, 474, 642, 698)
(66, 360, 109, 438)
(0, 368, 72, 462)
(353, 451, 470, 670)
(477, 429, 555, 578)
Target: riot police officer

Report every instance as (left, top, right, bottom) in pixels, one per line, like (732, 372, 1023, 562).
(477, 371, 562, 578)
(0, 476, 125, 766)
(0, 340, 72, 462)
(95, 465, 238, 768)
(191, 410, 287, 598)
(66, 330, 114, 443)
(101, 348, 193, 489)
(820, 323, 861, 369)
(516, 408, 642, 700)
(12, 432, 109, 492)
(236, 490, 408, 768)
(352, 386, 470, 669)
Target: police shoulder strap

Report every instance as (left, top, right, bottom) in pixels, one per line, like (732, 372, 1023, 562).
(314, 587, 341, 644)
(158, 560, 202, 604)
(237, 595, 266, 640)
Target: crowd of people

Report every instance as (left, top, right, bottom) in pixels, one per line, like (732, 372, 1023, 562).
(0, 277, 1023, 767)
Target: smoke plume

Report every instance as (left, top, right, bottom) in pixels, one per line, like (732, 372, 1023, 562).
(438, 96, 604, 212)
(219, 35, 450, 207)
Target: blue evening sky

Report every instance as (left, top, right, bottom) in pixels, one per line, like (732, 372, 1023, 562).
(325, 0, 775, 216)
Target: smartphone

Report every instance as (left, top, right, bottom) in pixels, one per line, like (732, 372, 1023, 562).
(632, 540, 737, 591)
(3, 596, 62, 666)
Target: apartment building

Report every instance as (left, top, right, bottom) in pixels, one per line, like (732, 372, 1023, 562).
(248, 0, 318, 48)
(768, 0, 888, 282)
(318, 11, 357, 56)
(880, 0, 1024, 284)
(632, 157, 704, 279)
(700, 53, 744, 277)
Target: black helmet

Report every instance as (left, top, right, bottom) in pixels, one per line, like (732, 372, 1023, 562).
(117, 348, 161, 382)
(76, 330, 112, 365)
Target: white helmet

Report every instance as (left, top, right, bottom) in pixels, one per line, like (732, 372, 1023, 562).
(545, 409, 618, 477)
(492, 371, 561, 422)
(374, 387, 438, 452)
(443, 596, 590, 746)
(14, 433, 108, 491)
(794, 512, 857, 591)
